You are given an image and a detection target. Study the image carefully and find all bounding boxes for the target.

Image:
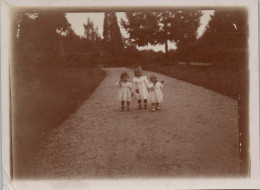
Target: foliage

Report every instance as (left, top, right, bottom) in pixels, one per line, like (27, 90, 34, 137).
(121, 10, 202, 55)
(12, 11, 72, 64)
(11, 9, 248, 68)
(83, 18, 100, 43)
(11, 11, 106, 67)
(103, 12, 124, 65)
(195, 9, 248, 66)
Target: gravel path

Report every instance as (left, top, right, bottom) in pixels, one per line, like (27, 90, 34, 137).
(30, 67, 239, 178)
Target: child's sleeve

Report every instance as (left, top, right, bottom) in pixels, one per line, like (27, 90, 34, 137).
(160, 82, 163, 89)
(116, 81, 120, 87)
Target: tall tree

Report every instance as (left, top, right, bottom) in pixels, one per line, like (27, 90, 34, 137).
(102, 12, 123, 65)
(121, 10, 202, 56)
(172, 11, 202, 52)
(103, 12, 110, 46)
(84, 18, 100, 43)
(198, 9, 248, 66)
(103, 12, 123, 48)
(121, 12, 158, 47)
(13, 11, 72, 64)
(32, 12, 70, 60)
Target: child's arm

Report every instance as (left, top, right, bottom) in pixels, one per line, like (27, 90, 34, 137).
(160, 81, 165, 89)
(144, 76, 149, 87)
(129, 83, 135, 97)
(144, 76, 150, 92)
(132, 78, 139, 93)
(116, 80, 122, 87)
(160, 82, 163, 89)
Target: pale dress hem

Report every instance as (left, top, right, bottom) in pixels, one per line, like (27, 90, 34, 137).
(148, 82, 164, 103)
(133, 76, 149, 100)
(117, 81, 133, 102)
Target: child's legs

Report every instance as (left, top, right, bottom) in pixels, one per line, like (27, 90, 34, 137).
(151, 103, 156, 111)
(126, 101, 130, 110)
(138, 99, 141, 108)
(121, 101, 125, 110)
(144, 99, 148, 109)
(155, 103, 160, 110)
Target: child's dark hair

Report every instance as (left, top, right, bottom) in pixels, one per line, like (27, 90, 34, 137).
(120, 72, 129, 79)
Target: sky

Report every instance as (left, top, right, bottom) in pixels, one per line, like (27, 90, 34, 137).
(66, 10, 214, 52)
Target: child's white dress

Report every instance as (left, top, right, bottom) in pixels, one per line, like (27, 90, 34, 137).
(148, 82, 163, 103)
(133, 76, 149, 100)
(116, 81, 133, 102)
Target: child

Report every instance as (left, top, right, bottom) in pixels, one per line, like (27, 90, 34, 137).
(148, 75, 164, 112)
(116, 72, 134, 111)
(133, 67, 149, 109)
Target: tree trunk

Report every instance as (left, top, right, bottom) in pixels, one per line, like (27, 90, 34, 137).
(165, 40, 168, 57)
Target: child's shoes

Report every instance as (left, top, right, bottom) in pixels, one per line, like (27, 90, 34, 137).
(151, 108, 156, 112)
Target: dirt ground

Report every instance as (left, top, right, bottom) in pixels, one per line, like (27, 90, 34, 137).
(28, 67, 239, 179)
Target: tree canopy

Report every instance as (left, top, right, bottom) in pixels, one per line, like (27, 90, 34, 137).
(84, 18, 100, 43)
(11, 9, 248, 68)
(196, 9, 248, 66)
(12, 11, 72, 64)
(121, 10, 202, 55)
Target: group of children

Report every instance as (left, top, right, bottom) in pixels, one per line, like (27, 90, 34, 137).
(116, 67, 164, 112)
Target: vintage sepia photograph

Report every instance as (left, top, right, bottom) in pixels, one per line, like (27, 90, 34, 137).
(1, 0, 259, 189)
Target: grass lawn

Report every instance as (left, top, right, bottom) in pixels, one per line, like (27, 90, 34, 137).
(10, 64, 106, 178)
(143, 64, 248, 99)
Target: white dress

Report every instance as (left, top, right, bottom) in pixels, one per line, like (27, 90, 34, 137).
(148, 82, 163, 103)
(116, 81, 133, 102)
(133, 76, 149, 100)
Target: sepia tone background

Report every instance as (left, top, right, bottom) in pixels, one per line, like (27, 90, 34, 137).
(9, 7, 248, 179)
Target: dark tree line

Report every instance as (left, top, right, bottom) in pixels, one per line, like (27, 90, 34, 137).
(12, 12, 70, 64)
(11, 9, 248, 68)
(11, 11, 104, 66)
(11, 10, 124, 66)
(196, 9, 248, 67)
(121, 9, 248, 67)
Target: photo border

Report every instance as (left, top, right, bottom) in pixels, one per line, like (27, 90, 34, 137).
(1, 0, 259, 189)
